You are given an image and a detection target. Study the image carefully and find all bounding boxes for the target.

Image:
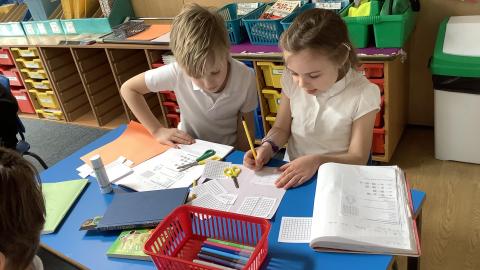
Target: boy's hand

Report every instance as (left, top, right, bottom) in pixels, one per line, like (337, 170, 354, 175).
(243, 144, 273, 171)
(153, 127, 195, 147)
(275, 155, 321, 189)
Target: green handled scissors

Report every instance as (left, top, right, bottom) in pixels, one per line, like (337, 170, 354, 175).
(177, 149, 216, 171)
(224, 166, 241, 188)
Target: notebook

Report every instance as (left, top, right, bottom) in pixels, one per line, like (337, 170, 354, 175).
(303, 163, 420, 256)
(106, 229, 153, 260)
(42, 179, 89, 234)
(96, 187, 189, 231)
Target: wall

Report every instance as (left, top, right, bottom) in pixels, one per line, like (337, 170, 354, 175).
(130, 0, 480, 126)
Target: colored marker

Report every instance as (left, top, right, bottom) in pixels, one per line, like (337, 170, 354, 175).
(206, 238, 255, 251)
(201, 247, 249, 263)
(202, 242, 252, 257)
(198, 253, 244, 270)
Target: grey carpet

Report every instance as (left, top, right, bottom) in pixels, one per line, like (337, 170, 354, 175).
(19, 118, 109, 172)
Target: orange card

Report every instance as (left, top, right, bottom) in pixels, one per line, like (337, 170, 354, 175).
(81, 121, 170, 166)
(127, 24, 171, 41)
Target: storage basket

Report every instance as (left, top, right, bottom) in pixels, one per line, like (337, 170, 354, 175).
(218, 3, 265, 44)
(144, 205, 270, 270)
(243, 3, 285, 45)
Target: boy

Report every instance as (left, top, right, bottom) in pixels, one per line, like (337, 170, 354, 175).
(121, 4, 258, 150)
(0, 147, 46, 270)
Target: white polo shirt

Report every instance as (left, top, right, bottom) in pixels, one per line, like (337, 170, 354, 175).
(282, 68, 381, 160)
(145, 58, 258, 146)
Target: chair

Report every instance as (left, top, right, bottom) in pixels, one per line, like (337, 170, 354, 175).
(0, 75, 48, 169)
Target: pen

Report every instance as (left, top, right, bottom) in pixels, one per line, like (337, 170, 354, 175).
(241, 115, 257, 160)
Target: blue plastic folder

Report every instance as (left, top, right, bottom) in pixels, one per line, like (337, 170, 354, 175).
(96, 187, 189, 231)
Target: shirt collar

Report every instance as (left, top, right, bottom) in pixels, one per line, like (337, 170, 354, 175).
(317, 68, 354, 99)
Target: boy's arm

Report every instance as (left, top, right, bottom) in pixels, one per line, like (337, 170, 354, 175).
(236, 111, 255, 152)
(120, 73, 194, 146)
(120, 73, 164, 134)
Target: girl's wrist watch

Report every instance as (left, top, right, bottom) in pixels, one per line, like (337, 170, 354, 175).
(261, 138, 279, 153)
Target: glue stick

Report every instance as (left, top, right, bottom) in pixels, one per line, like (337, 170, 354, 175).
(90, 155, 112, 194)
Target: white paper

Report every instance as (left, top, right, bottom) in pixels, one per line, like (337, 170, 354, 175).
(191, 179, 228, 197)
(202, 160, 232, 180)
(151, 32, 170, 43)
(178, 139, 233, 159)
(192, 193, 231, 212)
(237, 197, 260, 215)
(251, 197, 276, 218)
(251, 169, 281, 186)
(115, 149, 204, 192)
(310, 163, 417, 254)
(278, 217, 312, 243)
(217, 193, 238, 205)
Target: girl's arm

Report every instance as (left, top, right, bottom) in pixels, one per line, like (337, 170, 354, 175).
(120, 73, 194, 146)
(275, 110, 377, 189)
(244, 94, 292, 170)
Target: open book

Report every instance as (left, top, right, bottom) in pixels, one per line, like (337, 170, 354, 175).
(310, 163, 420, 256)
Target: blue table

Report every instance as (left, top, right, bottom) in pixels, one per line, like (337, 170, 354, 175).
(41, 125, 425, 270)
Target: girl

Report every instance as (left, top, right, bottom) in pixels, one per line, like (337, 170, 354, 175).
(244, 9, 380, 189)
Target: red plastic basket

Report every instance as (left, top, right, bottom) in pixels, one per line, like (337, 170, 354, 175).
(144, 205, 271, 270)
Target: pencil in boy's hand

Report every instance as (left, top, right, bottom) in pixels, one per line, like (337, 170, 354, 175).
(241, 116, 257, 160)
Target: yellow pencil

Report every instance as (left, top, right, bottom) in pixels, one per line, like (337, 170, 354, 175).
(241, 116, 257, 160)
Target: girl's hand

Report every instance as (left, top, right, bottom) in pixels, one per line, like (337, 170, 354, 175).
(153, 127, 195, 147)
(243, 143, 274, 171)
(275, 155, 322, 189)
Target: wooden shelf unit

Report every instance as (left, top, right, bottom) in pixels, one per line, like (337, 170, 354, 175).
(1, 43, 407, 162)
(71, 48, 124, 126)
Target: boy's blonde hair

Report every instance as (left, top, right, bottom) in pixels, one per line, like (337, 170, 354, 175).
(170, 4, 229, 78)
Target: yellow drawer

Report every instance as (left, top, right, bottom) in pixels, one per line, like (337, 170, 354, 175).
(25, 79, 51, 90)
(21, 68, 48, 80)
(265, 115, 276, 126)
(29, 90, 60, 109)
(11, 48, 38, 58)
(257, 62, 284, 89)
(262, 88, 282, 113)
(16, 58, 44, 69)
(36, 109, 64, 120)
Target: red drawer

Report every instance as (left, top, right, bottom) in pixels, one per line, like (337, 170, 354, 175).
(162, 101, 180, 114)
(371, 128, 385, 155)
(2, 69, 23, 87)
(374, 95, 384, 128)
(11, 89, 36, 114)
(0, 49, 14, 66)
(361, 63, 384, 78)
(151, 62, 164, 68)
(166, 113, 180, 128)
(159, 90, 177, 101)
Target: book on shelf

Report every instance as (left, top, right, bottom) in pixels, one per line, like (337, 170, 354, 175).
(107, 229, 153, 260)
(259, 0, 301, 20)
(309, 163, 420, 256)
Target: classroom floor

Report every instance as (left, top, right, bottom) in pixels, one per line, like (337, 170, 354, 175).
(388, 126, 480, 270)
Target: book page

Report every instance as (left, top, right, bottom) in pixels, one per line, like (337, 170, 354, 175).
(115, 148, 204, 192)
(310, 163, 416, 253)
(178, 139, 234, 159)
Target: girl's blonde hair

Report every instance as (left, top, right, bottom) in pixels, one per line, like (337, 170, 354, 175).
(170, 4, 229, 78)
(280, 9, 359, 76)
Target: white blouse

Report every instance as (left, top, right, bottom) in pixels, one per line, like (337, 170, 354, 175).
(282, 69, 381, 160)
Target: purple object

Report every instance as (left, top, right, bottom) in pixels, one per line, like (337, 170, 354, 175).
(231, 42, 401, 57)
